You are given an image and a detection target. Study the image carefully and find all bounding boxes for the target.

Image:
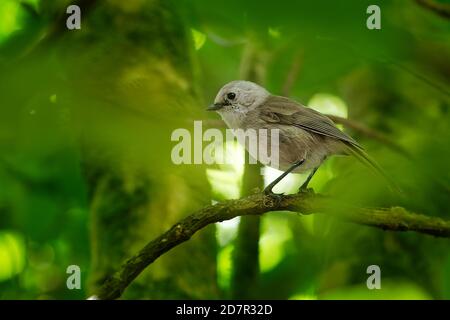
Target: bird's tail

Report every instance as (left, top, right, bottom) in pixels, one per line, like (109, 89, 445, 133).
(343, 143, 402, 194)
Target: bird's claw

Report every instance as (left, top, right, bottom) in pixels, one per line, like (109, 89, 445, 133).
(298, 187, 315, 194)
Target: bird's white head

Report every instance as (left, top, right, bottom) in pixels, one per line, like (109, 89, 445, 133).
(207, 80, 270, 128)
(208, 80, 269, 113)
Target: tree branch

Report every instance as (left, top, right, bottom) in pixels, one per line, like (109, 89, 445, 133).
(95, 192, 450, 299)
(416, 0, 450, 19)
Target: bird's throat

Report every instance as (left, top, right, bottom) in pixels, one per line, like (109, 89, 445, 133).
(219, 110, 247, 129)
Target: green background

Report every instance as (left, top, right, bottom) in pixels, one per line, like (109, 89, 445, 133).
(0, 0, 449, 299)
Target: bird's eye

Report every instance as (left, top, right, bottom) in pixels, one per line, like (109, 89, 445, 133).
(227, 92, 236, 100)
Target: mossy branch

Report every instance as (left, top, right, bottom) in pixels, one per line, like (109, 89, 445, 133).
(95, 192, 450, 300)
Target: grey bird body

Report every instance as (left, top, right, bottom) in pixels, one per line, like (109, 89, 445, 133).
(239, 95, 351, 173)
(208, 80, 391, 191)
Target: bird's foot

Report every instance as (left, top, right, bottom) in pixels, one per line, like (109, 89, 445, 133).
(263, 187, 284, 207)
(298, 187, 315, 194)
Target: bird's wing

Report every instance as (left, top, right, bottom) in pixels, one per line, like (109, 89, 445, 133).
(260, 95, 363, 149)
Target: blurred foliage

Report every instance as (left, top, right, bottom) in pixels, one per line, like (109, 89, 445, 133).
(0, 0, 449, 299)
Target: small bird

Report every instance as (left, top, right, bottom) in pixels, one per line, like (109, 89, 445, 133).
(207, 80, 394, 196)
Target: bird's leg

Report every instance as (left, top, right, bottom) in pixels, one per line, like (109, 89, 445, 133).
(298, 166, 319, 193)
(299, 156, 326, 193)
(264, 159, 305, 197)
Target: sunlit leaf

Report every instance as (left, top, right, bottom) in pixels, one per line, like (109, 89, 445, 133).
(307, 93, 348, 118)
(268, 27, 281, 39)
(191, 28, 207, 50)
(0, 0, 23, 43)
(0, 231, 26, 282)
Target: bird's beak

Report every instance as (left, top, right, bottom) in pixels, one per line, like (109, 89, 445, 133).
(206, 102, 228, 111)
